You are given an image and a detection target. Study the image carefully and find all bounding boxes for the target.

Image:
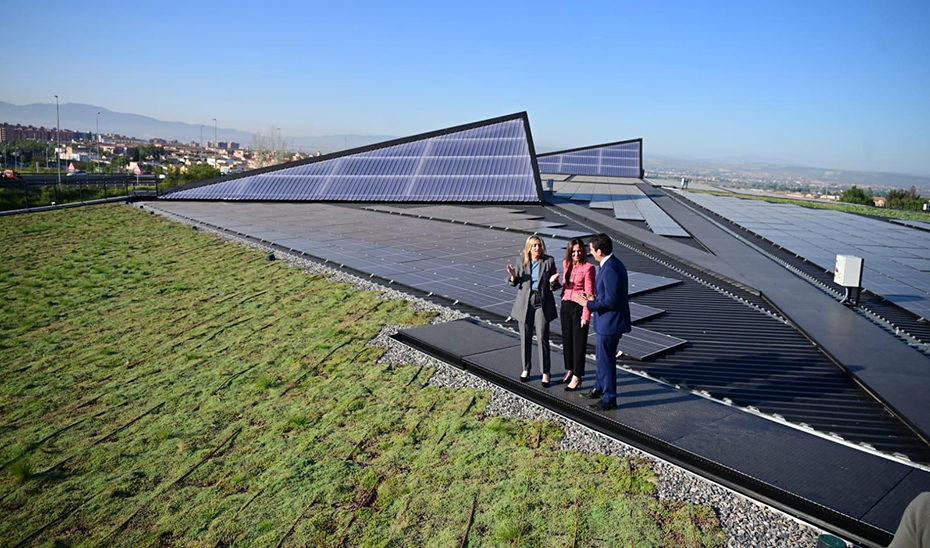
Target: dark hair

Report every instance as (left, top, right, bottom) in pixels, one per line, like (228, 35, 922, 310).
(563, 238, 587, 285)
(588, 233, 613, 256)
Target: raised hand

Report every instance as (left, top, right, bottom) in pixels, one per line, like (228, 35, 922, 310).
(506, 264, 516, 279)
(549, 272, 560, 284)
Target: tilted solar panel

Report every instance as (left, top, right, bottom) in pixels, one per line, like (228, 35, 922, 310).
(537, 139, 643, 178)
(162, 113, 542, 203)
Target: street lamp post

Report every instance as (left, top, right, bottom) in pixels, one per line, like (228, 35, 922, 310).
(272, 126, 278, 164)
(55, 95, 61, 185)
(96, 112, 101, 174)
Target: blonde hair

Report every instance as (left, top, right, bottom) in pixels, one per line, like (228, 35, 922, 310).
(522, 235, 546, 266)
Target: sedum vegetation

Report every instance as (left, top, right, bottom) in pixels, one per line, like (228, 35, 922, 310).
(0, 204, 724, 547)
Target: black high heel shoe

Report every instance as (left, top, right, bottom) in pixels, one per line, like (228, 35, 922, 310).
(541, 375, 551, 388)
(520, 372, 530, 382)
(564, 376, 581, 391)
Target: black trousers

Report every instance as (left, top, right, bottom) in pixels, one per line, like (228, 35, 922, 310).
(560, 300, 589, 376)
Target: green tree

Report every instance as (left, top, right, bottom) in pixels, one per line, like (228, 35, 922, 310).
(184, 163, 221, 183)
(840, 186, 874, 206)
(885, 186, 925, 211)
(111, 155, 130, 171)
(137, 144, 165, 162)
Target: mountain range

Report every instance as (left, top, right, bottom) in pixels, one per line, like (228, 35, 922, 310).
(0, 101, 395, 154)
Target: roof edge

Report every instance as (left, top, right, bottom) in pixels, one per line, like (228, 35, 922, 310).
(537, 137, 644, 158)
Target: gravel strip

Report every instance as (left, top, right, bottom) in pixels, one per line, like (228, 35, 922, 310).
(143, 203, 823, 548)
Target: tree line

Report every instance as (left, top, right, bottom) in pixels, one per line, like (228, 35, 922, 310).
(841, 185, 928, 211)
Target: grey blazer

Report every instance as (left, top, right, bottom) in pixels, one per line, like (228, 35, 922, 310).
(507, 254, 558, 322)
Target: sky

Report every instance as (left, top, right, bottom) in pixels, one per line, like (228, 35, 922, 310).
(4, 0, 930, 175)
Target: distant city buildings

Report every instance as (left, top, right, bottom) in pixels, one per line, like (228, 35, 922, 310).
(0, 121, 266, 174)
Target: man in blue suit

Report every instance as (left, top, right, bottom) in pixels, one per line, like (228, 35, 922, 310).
(571, 233, 631, 411)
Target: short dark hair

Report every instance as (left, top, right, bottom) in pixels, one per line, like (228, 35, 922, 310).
(588, 233, 613, 255)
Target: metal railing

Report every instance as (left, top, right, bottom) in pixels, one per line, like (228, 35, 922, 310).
(0, 174, 161, 212)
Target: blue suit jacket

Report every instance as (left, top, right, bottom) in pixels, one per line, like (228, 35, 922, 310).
(585, 255, 632, 336)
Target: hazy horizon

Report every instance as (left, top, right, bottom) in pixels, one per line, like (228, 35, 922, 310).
(4, 0, 929, 175)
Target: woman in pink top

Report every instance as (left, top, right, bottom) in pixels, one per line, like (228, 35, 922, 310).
(558, 238, 596, 391)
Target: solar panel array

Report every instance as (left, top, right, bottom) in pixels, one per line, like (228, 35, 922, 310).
(678, 191, 930, 318)
(552, 181, 690, 237)
(635, 195, 691, 237)
(891, 219, 930, 233)
(537, 140, 642, 178)
(164, 116, 540, 203)
(149, 201, 687, 359)
(363, 204, 597, 240)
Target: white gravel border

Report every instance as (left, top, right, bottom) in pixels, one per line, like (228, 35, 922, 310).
(141, 202, 824, 548)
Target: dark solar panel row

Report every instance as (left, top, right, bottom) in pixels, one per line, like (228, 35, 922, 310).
(891, 218, 930, 233)
(679, 191, 930, 318)
(165, 115, 540, 203)
(537, 140, 642, 177)
(149, 202, 685, 359)
(363, 205, 594, 240)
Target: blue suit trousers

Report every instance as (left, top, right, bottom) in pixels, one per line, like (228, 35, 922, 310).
(595, 333, 621, 405)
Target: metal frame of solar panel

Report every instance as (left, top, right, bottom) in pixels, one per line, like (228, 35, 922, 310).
(677, 191, 930, 317)
(149, 201, 686, 359)
(536, 138, 644, 178)
(161, 112, 544, 203)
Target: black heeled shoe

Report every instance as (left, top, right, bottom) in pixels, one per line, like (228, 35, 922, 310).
(541, 378, 551, 388)
(520, 372, 530, 382)
(564, 378, 581, 392)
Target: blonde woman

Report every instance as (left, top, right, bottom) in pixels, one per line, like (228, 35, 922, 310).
(506, 236, 558, 387)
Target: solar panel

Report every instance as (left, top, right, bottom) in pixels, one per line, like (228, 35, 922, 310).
(629, 302, 665, 322)
(570, 175, 637, 184)
(890, 219, 930, 233)
(635, 193, 690, 237)
(537, 139, 642, 178)
(362, 205, 582, 238)
(589, 184, 614, 209)
(618, 327, 687, 359)
(676, 190, 930, 318)
(536, 228, 596, 240)
(149, 201, 688, 359)
(163, 113, 541, 203)
(611, 185, 645, 221)
(629, 272, 682, 295)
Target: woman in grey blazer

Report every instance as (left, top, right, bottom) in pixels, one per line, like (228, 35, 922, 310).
(507, 235, 559, 387)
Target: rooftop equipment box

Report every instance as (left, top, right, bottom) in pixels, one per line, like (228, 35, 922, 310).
(834, 255, 864, 287)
